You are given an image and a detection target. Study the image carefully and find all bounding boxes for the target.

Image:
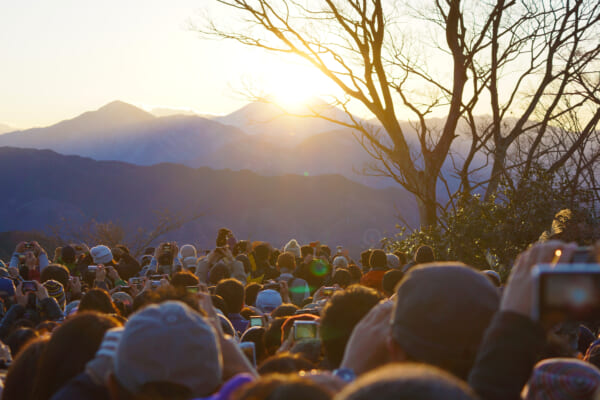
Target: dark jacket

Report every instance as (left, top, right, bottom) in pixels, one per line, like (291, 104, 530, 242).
(0, 297, 63, 341)
(50, 372, 109, 400)
(468, 311, 545, 400)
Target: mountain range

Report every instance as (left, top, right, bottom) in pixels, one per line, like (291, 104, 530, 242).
(0, 100, 402, 188)
(0, 147, 416, 253)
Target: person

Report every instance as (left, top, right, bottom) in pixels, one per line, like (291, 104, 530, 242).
(276, 252, 309, 307)
(31, 312, 122, 400)
(335, 363, 477, 400)
(233, 373, 332, 400)
(196, 247, 246, 284)
(256, 289, 283, 315)
(178, 244, 198, 273)
(3, 337, 49, 400)
(341, 262, 500, 380)
(359, 250, 388, 292)
(9, 241, 49, 281)
(319, 285, 382, 369)
(215, 278, 248, 335)
(107, 301, 223, 400)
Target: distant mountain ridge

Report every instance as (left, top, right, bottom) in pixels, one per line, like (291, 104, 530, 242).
(0, 147, 416, 252)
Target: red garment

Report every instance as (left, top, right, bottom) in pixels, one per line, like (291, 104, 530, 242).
(360, 270, 386, 292)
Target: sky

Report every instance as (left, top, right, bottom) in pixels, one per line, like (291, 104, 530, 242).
(0, 0, 342, 129)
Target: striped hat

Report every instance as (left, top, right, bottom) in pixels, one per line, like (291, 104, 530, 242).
(525, 358, 600, 400)
(43, 280, 66, 311)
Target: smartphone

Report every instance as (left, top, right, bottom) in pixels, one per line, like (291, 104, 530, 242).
(293, 320, 318, 340)
(22, 281, 37, 293)
(151, 280, 161, 289)
(533, 263, 600, 324)
(239, 342, 256, 366)
(24, 242, 33, 250)
(186, 286, 199, 294)
(249, 316, 263, 327)
(88, 265, 99, 271)
(129, 277, 142, 285)
(150, 274, 168, 281)
(322, 287, 335, 297)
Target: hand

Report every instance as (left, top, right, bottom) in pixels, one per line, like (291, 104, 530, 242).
(159, 278, 169, 288)
(31, 241, 44, 257)
(69, 276, 82, 295)
(279, 280, 291, 303)
(15, 282, 27, 307)
(15, 242, 26, 253)
(95, 265, 107, 282)
(34, 281, 49, 301)
(8, 267, 20, 279)
(106, 266, 120, 282)
(24, 252, 37, 270)
(501, 240, 577, 320)
(340, 300, 394, 375)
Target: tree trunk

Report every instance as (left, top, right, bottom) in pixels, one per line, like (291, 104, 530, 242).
(484, 144, 508, 201)
(414, 172, 438, 228)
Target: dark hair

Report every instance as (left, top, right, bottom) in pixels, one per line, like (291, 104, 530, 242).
(170, 270, 199, 289)
(257, 353, 315, 375)
(209, 262, 231, 285)
(277, 252, 296, 272)
(290, 339, 322, 365)
(415, 245, 435, 264)
(320, 285, 383, 368)
(369, 250, 387, 269)
(264, 317, 287, 356)
(60, 246, 76, 265)
(216, 228, 232, 247)
(382, 269, 404, 297)
(5, 327, 39, 358)
(332, 268, 352, 288)
(336, 363, 476, 400)
(272, 303, 299, 318)
(40, 264, 70, 290)
(78, 288, 120, 315)
(394, 251, 408, 266)
(132, 286, 205, 314)
(211, 294, 228, 315)
(233, 240, 250, 257)
(216, 278, 245, 314)
(31, 312, 121, 400)
(234, 374, 331, 400)
(254, 243, 271, 263)
(360, 250, 372, 269)
(319, 245, 331, 259)
(240, 326, 268, 366)
(245, 282, 262, 306)
(3, 337, 49, 400)
(270, 249, 281, 267)
(347, 265, 363, 283)
(300, 245, 314, 259)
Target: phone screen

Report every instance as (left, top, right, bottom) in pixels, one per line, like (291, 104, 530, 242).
(239, 342, 256, 366)
(250, 316, 263, 327)
(294, 321, 318, 340)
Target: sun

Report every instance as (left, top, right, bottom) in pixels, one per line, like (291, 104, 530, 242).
(261, 61, 333, 112)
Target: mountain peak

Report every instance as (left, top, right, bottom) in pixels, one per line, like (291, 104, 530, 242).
(96, 100, 154, 118)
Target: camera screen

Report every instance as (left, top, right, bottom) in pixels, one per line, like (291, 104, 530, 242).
(294, 322, 317, 340)
(540, 272, 600, 322)
(250, 316, 263, 327)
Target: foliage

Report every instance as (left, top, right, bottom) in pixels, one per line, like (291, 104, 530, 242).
(383, 168, 600, 280)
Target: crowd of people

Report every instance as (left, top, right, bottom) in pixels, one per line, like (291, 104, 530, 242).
(0, 226, 598, 400)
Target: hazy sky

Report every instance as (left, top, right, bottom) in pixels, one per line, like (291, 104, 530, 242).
(0, 0, 339, 129)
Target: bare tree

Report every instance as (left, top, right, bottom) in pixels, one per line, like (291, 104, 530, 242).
(52, 210, 203, 257)
(198, 0, 600, 227)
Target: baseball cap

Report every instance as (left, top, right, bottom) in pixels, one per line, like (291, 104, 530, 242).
(114, 301, 223, 397)
(256, 289, 283, 313)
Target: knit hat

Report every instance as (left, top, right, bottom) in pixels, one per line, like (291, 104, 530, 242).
(114, 301, 222, 397)
(0, 278, 15, 298)
(284, 239, 302, 259)
(525, 358, 600, 400)
(256, 289, 283, 313)
(112, 292, 133, 308)
(179, 244, 197, 260)
(332, 256, 349, 269)
(43, 280, 66, 311)
(90, 245, 113, 265)
(386, 254, 400, 269)
(391, 263, 499, 379)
